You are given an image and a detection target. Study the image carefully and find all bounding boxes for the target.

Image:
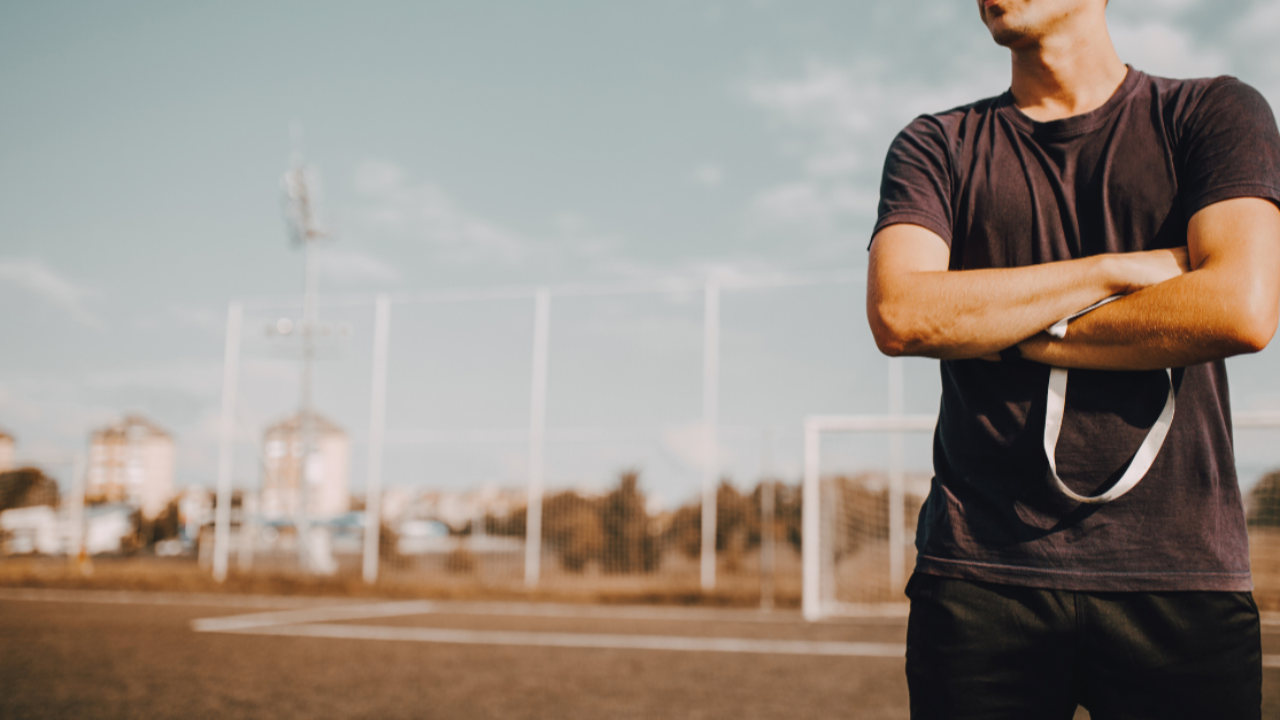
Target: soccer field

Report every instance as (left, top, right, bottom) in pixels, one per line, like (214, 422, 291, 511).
(2, 589, 1278, 719)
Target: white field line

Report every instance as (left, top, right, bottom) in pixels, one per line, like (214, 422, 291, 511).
(1, 587, 910, 625)
(199, 618, 1280, 666)
(191, 601, 437, 632)
(378, 600, 815, 625)
(0, 587, 334, 610)
(208, 621, 908, 658)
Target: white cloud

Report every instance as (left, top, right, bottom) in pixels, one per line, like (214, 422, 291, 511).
(745, 60, 1005, 236)
(316, 247, 401, 286)
(167, 304, 224, 334)
(750, 181, 877, 232)
(0, 258, 101, 328)
(550, 212, 624, 261)
(1227, 1, 1280, 102)
(1110, 20, 1228, 78)
(661, 422, 733, 473)
(82, 361, 222, 398)
(1236, 0, 1280, 38)
(353, 160, 527, 264)
(1110, 0, 1202, 12)
(690, 164, 724, 188)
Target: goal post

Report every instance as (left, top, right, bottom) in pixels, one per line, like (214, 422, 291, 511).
(802, 413, 935, 621)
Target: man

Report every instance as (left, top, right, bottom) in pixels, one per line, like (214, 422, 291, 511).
(867, 1, 1280, 718)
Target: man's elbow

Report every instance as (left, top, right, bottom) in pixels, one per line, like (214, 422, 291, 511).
(1225, 290, 1279, 355)
(1233, 308, 1278, 354)
(868, 304, 924, 357)
(872, 331, 910, 358)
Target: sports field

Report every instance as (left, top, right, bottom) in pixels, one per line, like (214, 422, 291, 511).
(2, 589, 1278, 719)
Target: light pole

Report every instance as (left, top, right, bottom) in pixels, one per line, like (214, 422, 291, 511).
(281, 134, 327, 574)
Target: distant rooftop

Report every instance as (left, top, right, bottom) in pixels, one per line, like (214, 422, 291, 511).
(264, 410, 345, 437)
(92, 414, 172, 441)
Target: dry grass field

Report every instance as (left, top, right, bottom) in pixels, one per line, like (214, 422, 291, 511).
(1251, 528, 1280, 611)
(0, 556, 802, 608)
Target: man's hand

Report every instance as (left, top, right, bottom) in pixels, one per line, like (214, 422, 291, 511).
(1115, 246, 1191, 293)
(1016, 197, 1280, 370)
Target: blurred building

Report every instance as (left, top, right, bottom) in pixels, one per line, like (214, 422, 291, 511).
(87, 415, 174, 520)
(261, 411, 349, 521)
(392, 484, 526, 531)
(0, 429, 13, 472)
(177, 484, 213, 542)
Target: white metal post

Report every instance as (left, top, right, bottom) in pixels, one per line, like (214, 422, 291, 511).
(524, 288, 551, 588)
(68, 452, 85, 564)
(802, 419, 821, 621)
(888, 357, 905, 590)
(700, 281, 720, 592)
(363, 293, 392, 584)
(760, 428, 775, 612)
(238, 492, 257, 571)
(213, 301, 243, 583)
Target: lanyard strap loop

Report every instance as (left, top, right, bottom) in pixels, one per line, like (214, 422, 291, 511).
(1041, 296, 1176, 505)
(1043, 366, 1175, 504)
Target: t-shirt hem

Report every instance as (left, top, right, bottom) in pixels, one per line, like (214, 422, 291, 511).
(870, 212, 952, 250)
(915, 554, 1253, 593)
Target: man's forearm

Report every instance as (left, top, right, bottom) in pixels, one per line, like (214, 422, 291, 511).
(1018, 198, 1280, 370)
(871, 261, 1117, 359)
(867, 224, 1187, 360)
(1018, 264, 1277, 370)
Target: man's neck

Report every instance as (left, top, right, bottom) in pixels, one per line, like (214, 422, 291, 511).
(1008, 16, 1128, 123)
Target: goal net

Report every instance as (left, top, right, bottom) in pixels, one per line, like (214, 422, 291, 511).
(801, 412, 934, 620)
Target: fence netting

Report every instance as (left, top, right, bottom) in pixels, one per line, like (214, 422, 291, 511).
(3, 279, 1280, 614)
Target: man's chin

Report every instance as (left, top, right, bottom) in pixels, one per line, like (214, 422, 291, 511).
(987, 22, 1028, 48)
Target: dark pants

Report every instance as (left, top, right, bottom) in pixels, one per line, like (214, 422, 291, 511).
(905, 573, 1262, 720)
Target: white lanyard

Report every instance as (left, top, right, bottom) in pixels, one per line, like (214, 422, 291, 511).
(1041, 297, 1176, 504)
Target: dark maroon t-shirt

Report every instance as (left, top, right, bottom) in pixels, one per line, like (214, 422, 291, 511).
(874, 68, 1280, 591)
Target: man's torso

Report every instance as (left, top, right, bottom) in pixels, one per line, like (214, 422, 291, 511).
(874, 68, 1280, 591)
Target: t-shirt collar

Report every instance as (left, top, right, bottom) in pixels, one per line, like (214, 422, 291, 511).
(999, 65, 1144, 139)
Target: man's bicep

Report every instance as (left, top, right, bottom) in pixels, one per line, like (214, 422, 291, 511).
(867, 224, 951, 355)
(868, 223, 951, 283)
(1187, 196, 1280, 350)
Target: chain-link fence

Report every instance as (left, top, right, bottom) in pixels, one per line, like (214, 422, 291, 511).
(6, 277, 1280, 615)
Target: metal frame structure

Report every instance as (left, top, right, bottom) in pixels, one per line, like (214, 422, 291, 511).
(799, 375, 1280, 621)
(800, 409, 934, 622)
(212, 273, 862, 588)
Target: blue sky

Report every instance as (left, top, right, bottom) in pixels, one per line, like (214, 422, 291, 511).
(4, 0, 1280, 503)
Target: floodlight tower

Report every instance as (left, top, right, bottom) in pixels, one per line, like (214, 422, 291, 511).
(281, 128, 327, 573)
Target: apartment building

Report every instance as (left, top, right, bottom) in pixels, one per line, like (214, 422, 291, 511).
(87, 415, 174, 520)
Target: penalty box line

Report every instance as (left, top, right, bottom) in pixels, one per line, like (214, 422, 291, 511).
(191, 600, 906, 658)
(187, 600, 1280, 664)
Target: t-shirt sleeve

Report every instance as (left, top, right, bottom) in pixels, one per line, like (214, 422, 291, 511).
(1179, 77, 1280, 217)
(871, 115, 954, 249)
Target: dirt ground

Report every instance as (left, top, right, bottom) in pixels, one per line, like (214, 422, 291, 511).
(0, 592, 902, 720)
(1, 589, 1277, 720)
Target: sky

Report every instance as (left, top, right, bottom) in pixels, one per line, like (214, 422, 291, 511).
(4, 0, 1280, 505)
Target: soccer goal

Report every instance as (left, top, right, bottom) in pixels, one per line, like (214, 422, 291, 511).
(801, 409, 936, 621)
(800, 402, 1280, 621)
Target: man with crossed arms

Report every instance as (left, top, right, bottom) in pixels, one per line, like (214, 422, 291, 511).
(868, 0, 1280, 717)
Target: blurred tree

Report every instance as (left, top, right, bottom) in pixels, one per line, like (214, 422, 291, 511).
(484, 506, 526, 537)
(600, 471, 658, 573)
(542, 491, 604, 573)
(665, 503, 702, 559)
(0, 467, 60, 512)
(1248, 470, 1280, 527)
(137, 498, 182, 547)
